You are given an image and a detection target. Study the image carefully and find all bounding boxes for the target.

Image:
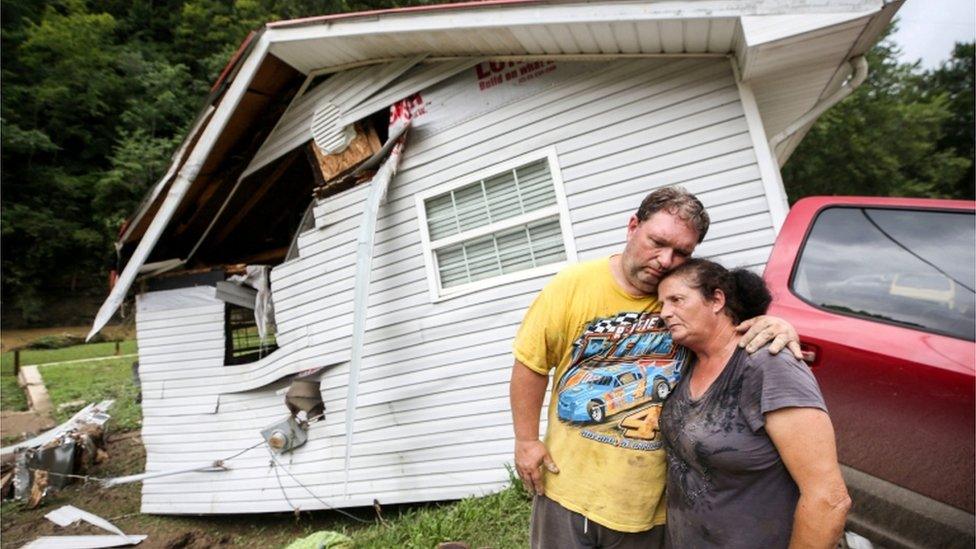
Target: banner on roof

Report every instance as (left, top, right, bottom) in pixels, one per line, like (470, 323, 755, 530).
(401, 61, 601, 136)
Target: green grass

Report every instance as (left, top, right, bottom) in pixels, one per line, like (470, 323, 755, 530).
(0, 358, 27, 411)
(351, 480, 533, 548)
(0, 340, 137, 369)
(0, 340, 137, 413)
(40, 356, 141, 430)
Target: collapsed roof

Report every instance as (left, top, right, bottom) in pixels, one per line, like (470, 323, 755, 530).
(89, 0, 902, 339)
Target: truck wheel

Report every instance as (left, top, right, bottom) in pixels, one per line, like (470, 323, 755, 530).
(587, 401, 606, 423)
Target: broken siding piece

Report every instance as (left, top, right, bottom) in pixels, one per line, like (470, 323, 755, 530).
(21, 535, 149, 548)
(0, 401, 114, 457)
(215, 281, 258, 309)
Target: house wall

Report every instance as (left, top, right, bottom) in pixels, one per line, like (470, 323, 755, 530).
(136, 57, 780, 513)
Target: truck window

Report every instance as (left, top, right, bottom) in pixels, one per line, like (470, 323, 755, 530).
(791, 206, 975, 341)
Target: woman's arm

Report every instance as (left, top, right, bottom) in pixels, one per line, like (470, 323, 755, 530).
(766, 407, 852, 549)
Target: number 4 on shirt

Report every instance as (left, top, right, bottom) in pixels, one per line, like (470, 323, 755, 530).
(619, 405, 663, 440)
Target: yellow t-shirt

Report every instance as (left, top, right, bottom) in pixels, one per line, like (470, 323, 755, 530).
(513, 257, 689, 532)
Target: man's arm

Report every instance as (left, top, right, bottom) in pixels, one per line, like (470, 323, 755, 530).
(766, 407, 851, 548)
(736, 315, 803, 359)
(510, 360, 559, 495)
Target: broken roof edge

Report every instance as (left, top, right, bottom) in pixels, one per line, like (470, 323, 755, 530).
(265, 0, 888, 32)
(266, 0, 549, 29)
(773, 0, 901, 165)
(118, 106, 216, 246)
(211, 30, 261, 95)
(118, 28, 270, 247)
(97, 1, 899, 341)
(118, 0, 895, 249)
(87, 32, 275, 341)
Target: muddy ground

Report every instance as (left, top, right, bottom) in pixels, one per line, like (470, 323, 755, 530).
(0, 431, 374, 548)
(1, 325, 134, 352)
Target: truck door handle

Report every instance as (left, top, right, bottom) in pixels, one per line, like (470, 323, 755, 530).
(800, 343, 819, 365)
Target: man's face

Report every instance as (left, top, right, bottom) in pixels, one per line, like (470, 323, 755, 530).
(620, 211, 699, 295)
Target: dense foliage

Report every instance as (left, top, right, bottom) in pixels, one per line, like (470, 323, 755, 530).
(783, 39, 975, 202)
(0, 0, 435, 324)
(1, 2, 973, 325)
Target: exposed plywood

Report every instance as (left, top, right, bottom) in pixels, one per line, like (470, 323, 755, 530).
(308, 122, 382, 184)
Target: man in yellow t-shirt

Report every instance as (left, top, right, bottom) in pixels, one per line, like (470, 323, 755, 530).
(511, 186, 802, 548)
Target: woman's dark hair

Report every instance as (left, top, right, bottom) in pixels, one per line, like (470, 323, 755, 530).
(664, 259, 771, 324)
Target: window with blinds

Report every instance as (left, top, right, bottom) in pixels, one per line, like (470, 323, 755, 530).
(419, 157, 573, 296)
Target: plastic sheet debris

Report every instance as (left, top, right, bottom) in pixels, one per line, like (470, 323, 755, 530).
(283, 530, 353, 549)
(46, 505, 141, 541)
(1, 401, 112, 506)
(19, 504, 148, 548)
(226, 265, 275, 342)
(1, 400, 114, 457)
(285, 375, 324, 420)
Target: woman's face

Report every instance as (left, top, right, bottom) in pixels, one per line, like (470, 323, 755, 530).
(658, 274, 724, 347)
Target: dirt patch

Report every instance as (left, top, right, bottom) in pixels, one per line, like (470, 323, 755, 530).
(0, 411, 55, 441)
(158, 530, 236, 548)
(1, 430, 375, 548)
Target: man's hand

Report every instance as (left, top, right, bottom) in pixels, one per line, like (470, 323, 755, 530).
(736, 315, 803, 360)
(510, 360, 553, 495)
(515, 439, 559, 495)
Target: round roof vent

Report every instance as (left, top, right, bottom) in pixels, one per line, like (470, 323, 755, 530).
(311, 101, 355, 154)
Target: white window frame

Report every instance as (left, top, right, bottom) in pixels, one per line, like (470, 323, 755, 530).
(415, 147, 578, 302)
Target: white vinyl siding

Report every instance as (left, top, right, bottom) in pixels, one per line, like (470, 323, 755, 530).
(419, 156, 571, 296)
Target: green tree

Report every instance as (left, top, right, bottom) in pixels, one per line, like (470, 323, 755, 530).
(2, 1, 128, 321)
(782, 34, 972, 201)
(1, 0, 428, 325)
(921, 42, 975, 199)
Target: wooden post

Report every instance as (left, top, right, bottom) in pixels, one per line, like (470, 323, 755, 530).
(13, 350, 20, 377)
(115, 341, 121, 356)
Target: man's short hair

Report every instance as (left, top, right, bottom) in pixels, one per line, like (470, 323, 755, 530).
(635, 186, 710, 243)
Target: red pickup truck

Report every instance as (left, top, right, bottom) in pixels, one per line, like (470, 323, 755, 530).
(763, 196, 975, 548)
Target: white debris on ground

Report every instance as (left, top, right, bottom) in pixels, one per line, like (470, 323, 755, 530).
(0, 400, 114, 507)
(19, 504, 147, 548)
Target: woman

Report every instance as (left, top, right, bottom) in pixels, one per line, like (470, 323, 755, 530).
(657, 259, 850, 548)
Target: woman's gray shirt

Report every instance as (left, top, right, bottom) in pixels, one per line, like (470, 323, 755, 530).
(659, 347, 827, 548)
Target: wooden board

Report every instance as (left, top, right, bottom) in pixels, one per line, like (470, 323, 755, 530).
(307, 121, 382, 188)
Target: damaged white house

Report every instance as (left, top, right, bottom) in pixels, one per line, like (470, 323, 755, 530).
(88, 0, 902, 514)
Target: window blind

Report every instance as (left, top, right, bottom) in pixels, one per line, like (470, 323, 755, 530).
(425, 159, 558, 241)
(423, 158, 568, 293)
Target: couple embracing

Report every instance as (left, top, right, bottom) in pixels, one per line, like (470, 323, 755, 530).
(510, 187, 850, 548)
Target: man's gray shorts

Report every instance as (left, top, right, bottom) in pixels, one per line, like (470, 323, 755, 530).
(530, 495, 666, 549)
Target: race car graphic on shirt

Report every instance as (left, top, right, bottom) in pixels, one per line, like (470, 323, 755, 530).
(556, 311, 689, 450)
